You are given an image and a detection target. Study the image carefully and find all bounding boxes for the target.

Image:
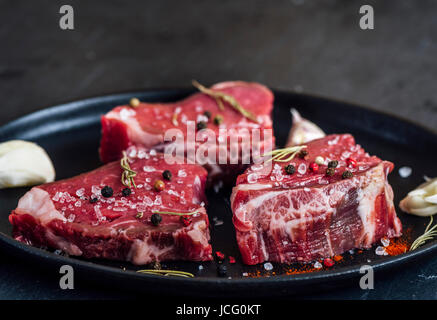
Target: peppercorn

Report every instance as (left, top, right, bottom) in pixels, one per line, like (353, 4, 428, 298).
(213, 115, 223, 125)
(347, 157, 357, 168)
(122, 187, 131, 197)
(101, 186, 113, 198)
(162, 170, 172, 181)
(315, 156, 325, 165)
(328, 160, 338, 168)
(229, 256, 236, 264)
(130, 97, 140, 107)
(180, 215, 192, 226)
(203, 110, 212, 119)
(299, 150, 308, 158)
(150, 213, 162, 226)
(342, 170, 353, 179)
(197, 121, 207, 130)
(284, 164, 296, 175)
(309, 162, 319, 173)
(154, 180, 165, 191)
(323, 258, 335, 267)
(326, 167, 335, 176)
(217, 264, 227, 277)
(89, 197, 98, 204)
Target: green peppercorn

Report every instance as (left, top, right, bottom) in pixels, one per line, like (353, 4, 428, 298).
(299, 150, 309, 158)
(284, 164, 296, 175)
(328, 160, 338, 168)
(326, 167, 335, 176)
(342, 170, 353, 179)
(151, 213, 162, 226)
(101, 186, 113, 198)
(204, 110, 212, 119)
(213, 115, 223, 125)
(197, 121, 207, 130)
(122, 187, 131, 197)
(162, 170, 172, 181)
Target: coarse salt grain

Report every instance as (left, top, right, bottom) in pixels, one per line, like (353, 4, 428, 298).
(263, 262, 273, 271)
(381, 237, 390, 247)
(314, 261, 323, 269)
(375, 246, 388, 256)
(398, 166, 412, 178)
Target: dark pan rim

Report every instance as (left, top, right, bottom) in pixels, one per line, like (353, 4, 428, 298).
(0, 88, 436, 288)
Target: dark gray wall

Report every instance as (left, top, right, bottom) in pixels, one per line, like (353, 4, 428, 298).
(1, 0, 436, 130)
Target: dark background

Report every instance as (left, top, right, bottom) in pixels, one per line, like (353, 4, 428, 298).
(0, 0, 436, 300)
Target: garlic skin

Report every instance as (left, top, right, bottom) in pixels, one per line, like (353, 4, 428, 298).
(286, 108, 325, 147)
(0, 140, 55, 189)
(399, 178, 437, 217)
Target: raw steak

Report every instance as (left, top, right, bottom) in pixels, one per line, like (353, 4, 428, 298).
(9, 148, 212, 264)
(99, 81, 275, 185)
(231, 134, 402, 265)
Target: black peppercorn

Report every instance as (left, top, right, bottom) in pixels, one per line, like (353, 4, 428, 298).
(122, 187, 131, 197)
(204, 110, 212, 119)
(89, 197, 98, 204)
(299, 150, 308, 158)
(326, 167, 335, 176)
(284, 164, 296, 175)
(151, 213, 162, 226)
(217, 264, 227, 277)
(162, 170, 172, 181)
(213, 115, 223, 125)
(328, 160, 338, 168)
(197, 121, 207, 130)
(342, 170, 353, 179)
(101, 186, 113, 198)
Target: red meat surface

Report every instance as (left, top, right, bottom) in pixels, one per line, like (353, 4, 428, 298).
(99, 81, 275, 185)
(231, 134, 402, 265)
(9, 148, 212, 264)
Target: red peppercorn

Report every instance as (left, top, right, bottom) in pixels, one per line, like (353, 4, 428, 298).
(215, 251, 225, 260)
(229, 256, 236, 264)
(309, 162, 319, 173)
(347, 157, 357, 168)
(154, 179, 165, 192)
(323, 258, 335, 267)
(180, 215, 192, 226)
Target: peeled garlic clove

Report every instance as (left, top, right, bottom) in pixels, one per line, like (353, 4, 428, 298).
(0, 140, 55, 189)
(399, 178, 437, 217)
(286, 108, 325, 147)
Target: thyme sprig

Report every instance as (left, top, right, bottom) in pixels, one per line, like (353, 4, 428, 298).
(410, 215, 437, 251)
(152, 210, 198, 216)
(120, 151, 137, 188)
(137, 269, 194, 278)
(262, 145, 307, 163)
(192, 80, 259, 123)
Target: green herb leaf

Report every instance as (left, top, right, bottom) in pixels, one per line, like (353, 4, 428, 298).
(262, 145, 307, 163)
(410, 215, 437, 251)
(120, 151, 137, 188)
(192, 80, 259, 123)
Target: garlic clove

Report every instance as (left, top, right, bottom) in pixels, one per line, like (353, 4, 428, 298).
(399, 177, 437, 217)
(0, 140, 55, 189)
(286, 108, 325, 147)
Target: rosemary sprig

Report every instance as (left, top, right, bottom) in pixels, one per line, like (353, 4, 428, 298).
(137, 269, 194, 278)
(120, 151, 137, 188)
(152, 210, 198, 216)
(262, 145, 307, 163)
(192, 80, 259, 123)
(410, 215, 437, 251)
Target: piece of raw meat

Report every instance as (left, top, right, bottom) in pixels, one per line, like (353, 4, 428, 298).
(99, 81, 275, 185)
(9, 148, 212, 264)
(231, 134, 402, 265)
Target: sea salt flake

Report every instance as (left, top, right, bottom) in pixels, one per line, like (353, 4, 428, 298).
(143, 166, 155, 172)
(314, 261, 323, 269)
(178, 169, 187, 177)
(381, 237, 390, 247)
(75, 188, 85, 197)
(298, 163, 307, 174)
(399, 166, 412, 178)
(247, 173, 258, 183)
(263, 262, 273, 271)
